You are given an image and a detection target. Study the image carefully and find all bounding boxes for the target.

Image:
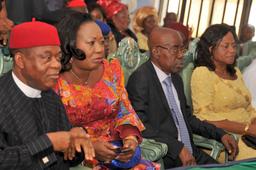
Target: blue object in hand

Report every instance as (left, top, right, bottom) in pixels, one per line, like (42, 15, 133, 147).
(109, 140, 141, 169)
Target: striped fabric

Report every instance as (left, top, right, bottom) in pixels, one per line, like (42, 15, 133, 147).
(0, 71, 82, 169)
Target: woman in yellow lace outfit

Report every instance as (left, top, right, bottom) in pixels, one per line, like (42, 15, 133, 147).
(191, 24, 256, 160)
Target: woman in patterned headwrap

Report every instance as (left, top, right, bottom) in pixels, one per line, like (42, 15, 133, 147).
(97, 0, 137, 45)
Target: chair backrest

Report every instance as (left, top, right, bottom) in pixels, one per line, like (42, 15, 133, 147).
(108, 37, 149, 85)
(0, 47, 13, 77)
(240, 41, 256, 56)
(179, 38, 200, 108)
(236, 55, 253, 72)
(179, 62, 194, 108)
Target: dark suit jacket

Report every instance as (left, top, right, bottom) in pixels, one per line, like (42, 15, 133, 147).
(126, 61, 226, 165)
(0, 71, 82, 170)
(6, 0, 74, 24)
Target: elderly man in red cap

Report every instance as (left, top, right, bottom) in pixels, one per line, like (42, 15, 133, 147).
(66, 0, 87, 13)
(0, 20, 95, 169)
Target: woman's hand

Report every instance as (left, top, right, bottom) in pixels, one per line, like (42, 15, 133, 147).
(93, 141, 118, 162)
(116, 136, 138, 162)
(179, 147, 196, 166)
(221, 134, 238, 161)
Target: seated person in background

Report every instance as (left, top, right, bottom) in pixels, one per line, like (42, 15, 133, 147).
(95, 19, 117, 57)
(0, 0, 14, 76)
(163, 12, 191, 48)
(238, 24, 255, 56)
(0, 0, 14, 45)
(165, 22, 191, 48)
(163, 12, 177, 27)
(239, 24, 255, 44)
(191, 24, 256, 160)
(126, 26, 237, 169)
(87, 3, 107, 22)
(132, 6, 158, 52)
(0, 20, 94, 169)
(66, 0, 88, 13)
(55, 12, 146, 169)
(97, 0, 137, 45)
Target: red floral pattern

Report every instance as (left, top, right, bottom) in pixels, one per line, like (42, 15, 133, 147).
(55, 59, 144, 142)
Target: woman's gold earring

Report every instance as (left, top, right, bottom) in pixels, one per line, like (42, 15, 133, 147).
(70, 58, 73, 63)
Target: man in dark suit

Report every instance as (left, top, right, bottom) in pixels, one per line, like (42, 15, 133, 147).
(126, 27, 238, 168)
(0, 20, 94, 169)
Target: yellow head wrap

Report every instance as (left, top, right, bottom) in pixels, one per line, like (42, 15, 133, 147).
(132, 6, 158, 33)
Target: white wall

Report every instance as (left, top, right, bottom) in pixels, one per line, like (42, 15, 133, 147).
(121, 0, 159, 13)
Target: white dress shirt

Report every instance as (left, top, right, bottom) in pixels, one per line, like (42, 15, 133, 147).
(152, 62, 184, 140)
(12, 72, 41, 98)
(243, 59, 256, 108)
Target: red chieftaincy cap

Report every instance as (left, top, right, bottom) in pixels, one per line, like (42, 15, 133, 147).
(9, 19, 60, 49)
(97, 0, 127, 19)
(66, 0, 87, 8)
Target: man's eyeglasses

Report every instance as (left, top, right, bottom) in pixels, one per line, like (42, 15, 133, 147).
(156, 45, 187, 55)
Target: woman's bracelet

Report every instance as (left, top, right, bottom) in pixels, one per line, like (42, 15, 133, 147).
(244, 123, 250, 135)
(79, 126, 88, 133)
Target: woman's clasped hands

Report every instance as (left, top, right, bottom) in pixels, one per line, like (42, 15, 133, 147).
(92, 135, 138, 163)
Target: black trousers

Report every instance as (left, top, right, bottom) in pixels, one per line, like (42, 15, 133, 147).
(163, 147, 218, 169)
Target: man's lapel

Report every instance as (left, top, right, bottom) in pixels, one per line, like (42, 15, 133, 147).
(147, 61, 174, 117)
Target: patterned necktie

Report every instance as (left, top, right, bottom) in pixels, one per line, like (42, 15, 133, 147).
(163, 76, 193, 153)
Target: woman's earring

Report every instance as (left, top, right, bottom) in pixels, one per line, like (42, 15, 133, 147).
(211, 55, 214, 61)
(70, 58, 73, 63)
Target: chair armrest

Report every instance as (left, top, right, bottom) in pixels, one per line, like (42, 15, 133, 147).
(193, 133, 239, 162)
(193, 134, 225, 160)
(70, 165, 91, 170)
(140, 138, 167, 170)
(140, 138, 168, 162)
(228, 133, 238, 142)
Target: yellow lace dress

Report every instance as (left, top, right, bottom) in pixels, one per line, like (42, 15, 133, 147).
(191, 66, 256, 160)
